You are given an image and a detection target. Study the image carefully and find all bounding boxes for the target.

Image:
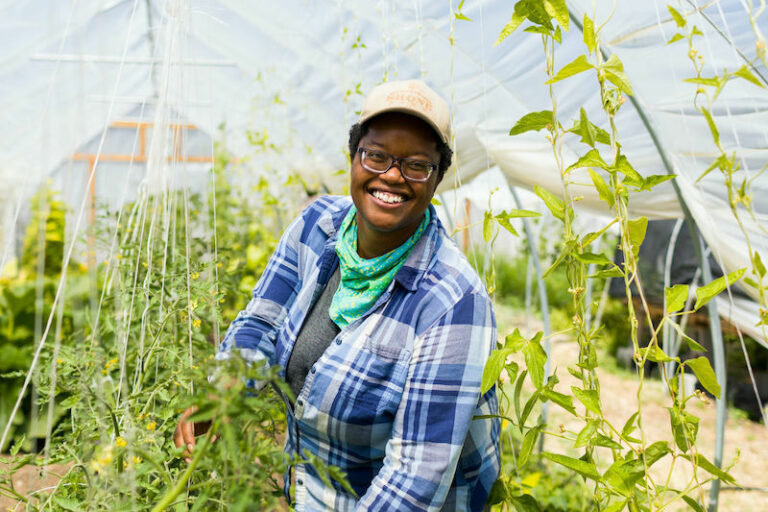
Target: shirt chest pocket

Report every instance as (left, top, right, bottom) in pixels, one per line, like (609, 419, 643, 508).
(333, 350, 408, 421)
(332, 318, 412, 423)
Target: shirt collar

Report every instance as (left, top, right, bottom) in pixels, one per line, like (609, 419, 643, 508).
(395, 204, 440, 292)
(317, 198, 439, 293)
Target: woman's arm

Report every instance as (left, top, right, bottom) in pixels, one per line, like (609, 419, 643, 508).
(215, 209, 309, 369)
(355, 291, 499, 511)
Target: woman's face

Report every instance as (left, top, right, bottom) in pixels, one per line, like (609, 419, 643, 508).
(350, 112, 442, 259)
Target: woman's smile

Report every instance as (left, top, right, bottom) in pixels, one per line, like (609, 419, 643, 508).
(350, 112, 442, 259)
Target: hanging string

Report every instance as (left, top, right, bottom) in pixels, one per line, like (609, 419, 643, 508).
(0, 0, 144, 453)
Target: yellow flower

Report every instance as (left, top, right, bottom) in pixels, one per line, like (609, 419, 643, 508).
(89, 445, 114, 473)
(217, 262, 223, 268)
(146, 421, 157, 431)
(56, 358, 63, 365)
(115, 436, 127, 448)
(132, 456, 142, 465)
(116, 253, 122, 260)
(104, 357, 119, 370)
(193, 318, 201, 328)
(192, 272, 199, 280)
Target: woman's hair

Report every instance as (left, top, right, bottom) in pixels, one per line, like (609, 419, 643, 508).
(348, 121, 453, 180)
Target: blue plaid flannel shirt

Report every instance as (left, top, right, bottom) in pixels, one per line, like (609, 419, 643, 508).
(218, 196, 500, 511)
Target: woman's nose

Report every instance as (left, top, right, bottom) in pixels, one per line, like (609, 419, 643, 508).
(381, 158, 406, 182)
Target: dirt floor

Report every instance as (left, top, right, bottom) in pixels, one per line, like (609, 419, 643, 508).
(0, 462, 68, 510)
(496, 305, 768, 512)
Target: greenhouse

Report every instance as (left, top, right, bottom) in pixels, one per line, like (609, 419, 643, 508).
(1, 0, 767, 510)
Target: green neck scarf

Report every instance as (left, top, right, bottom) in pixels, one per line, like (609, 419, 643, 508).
(329, 206, 430, 329)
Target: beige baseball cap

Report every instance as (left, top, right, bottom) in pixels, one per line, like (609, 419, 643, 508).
(359, 79, 451, 144)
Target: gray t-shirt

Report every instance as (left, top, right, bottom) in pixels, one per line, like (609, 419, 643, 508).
(285, 267, 341, 399)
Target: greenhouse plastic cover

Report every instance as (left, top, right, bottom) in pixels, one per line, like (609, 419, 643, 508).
(0, 0, 767, 343)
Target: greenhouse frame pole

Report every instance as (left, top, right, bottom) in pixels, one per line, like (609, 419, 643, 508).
(509, 186, 551, 452)
(566, 13, 728, 510)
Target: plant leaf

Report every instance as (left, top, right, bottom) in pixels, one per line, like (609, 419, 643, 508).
(588, 168, 615, 207)
(670, 321, 707, 352)
(754, 251, 766, 278)
(505, 328, 528, 351)
(523, 334, 548, 390)
(644, 440, 671, 466)
(534, 185, 565, 222)
(733, 65, 764, 88)
(568, 109, 611, 146)
(668, 5, 687, 27)
(682, 496, 706, 512)
(682, 453, 737, 485)
(541, 388, 576, 415)
(627, 216, 648, 260)
(685, 356, 721, 399)
(575, 421, 598, 448)
(593, 434, 622, 450)
(483, 211, 495, 243)
(669, 407, 699, 451)
(684, 76, 721, 87)
(575, 252, 612, 266)
(545, 55, 594, 84)
(481, 347, 513, 395)
(543, 0, 569, 30)
(566, 148, 611, 173)
(511, 494, 542, 512)
(583, 14, 596, 54)
(603, 54, 634, 95)
(701, 106, 720, 146)
(614, 154, 644, 188)
(694, 268, 746, 310)
(640, 173, 676, 191)
(667, 33, 685, 44)
(571, 386, 602, 415)
(501, 208, 542, 218)
(604, 501, 629, 512)
(519, 425, 543, 467)
(509, 110, 555, 135)
(665, 284, 689, 313)
(496, 13, 525, 46)
(621, 411, 639, 439)
(542, 452, 601, 480)
(603, 456, 646, 496)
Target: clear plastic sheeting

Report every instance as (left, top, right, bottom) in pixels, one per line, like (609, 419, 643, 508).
(0, 0, 767, 341)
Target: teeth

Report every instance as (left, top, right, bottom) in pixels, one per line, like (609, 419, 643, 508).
(372, 190, 405, 204)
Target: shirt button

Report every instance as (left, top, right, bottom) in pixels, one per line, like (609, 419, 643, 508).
(311, 366, 316, 373)
(297, 399, 303, 407)
(297, 478, 303, 485)
(335, 338, 342, 345)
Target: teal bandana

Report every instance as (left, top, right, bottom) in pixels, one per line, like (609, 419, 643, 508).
(329, 206, 430, 329)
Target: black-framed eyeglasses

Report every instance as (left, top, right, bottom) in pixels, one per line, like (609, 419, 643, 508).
(357, 147, 437, 183)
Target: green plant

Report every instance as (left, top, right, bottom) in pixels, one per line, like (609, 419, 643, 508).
(0, 141, 346, 509)
(483, 3, 742, 510)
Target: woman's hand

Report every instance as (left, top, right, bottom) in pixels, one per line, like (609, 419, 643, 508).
(173, 407, 211, 463)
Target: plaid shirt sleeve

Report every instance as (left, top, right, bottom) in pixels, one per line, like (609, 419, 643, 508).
(355, 290, 496, 511)
(216, 208, 306, 368)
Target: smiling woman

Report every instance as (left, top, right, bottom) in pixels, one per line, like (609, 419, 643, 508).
(350, 112, 442, 258)
(175, 80, 500, 511)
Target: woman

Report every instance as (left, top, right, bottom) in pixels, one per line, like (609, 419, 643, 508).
(175, 80, 499, 511)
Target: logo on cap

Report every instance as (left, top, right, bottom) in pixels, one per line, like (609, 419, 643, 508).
(385, 89, 433, 113)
